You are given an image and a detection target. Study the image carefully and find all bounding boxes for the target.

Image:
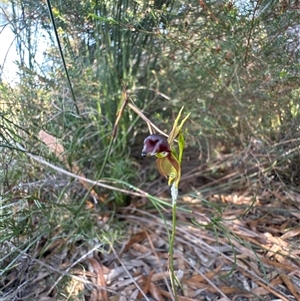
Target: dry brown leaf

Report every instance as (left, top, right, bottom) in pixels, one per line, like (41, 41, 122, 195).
(270, 275, 282, 287)
(232, 293, 256, 301)
(279, 221, 290, 232)
(39, 130, 65, 159)
(281, 227, 300, 240)
(149, 282, 164, 301)
(88, 257, 108, 301)
(183, 264, 222, 284)
(243, 271, 291, 301)
(39, 130, 103, 202)
(280, 273, 300, 301)
(131, 242, 152, 253)
(121, 231, 147, 255)
(207, 285, 244, 294)
(261, 257, 297, 272)
(182, 280, 244, 294)
(265, 233, 289, 248)
(263, 237, 299, 265)
(236, 257, 261, 276)
(151, 271, 171, 282)
(230, 236, 298, 275)
(138, 270, 154, 298)
(159, 288, 199, 301)
(225, 219, 267, 243)
(252, 286, 272, 295)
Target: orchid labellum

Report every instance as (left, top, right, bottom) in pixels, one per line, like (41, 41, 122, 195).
(141, 134, 179, 185)
(141, 107, 190, 188)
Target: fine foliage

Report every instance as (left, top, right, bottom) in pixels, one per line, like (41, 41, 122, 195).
(1, 0, 300, 300)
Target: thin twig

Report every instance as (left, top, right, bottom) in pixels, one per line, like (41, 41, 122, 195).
(15, 143, 149, 198)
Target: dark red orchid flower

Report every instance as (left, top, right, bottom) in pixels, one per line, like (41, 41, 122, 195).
(141, 107, 190, 188)
(141, 134, 171, 157)
(141, 134, 179, 184)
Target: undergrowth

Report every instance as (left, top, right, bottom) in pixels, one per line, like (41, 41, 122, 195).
(1, 0, 300, 299)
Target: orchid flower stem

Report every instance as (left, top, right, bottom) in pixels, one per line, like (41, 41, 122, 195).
(169, 183, 179, 301)
(140, 107, 190, 301)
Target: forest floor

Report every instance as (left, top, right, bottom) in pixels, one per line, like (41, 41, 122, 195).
(1, 146, 300, 301)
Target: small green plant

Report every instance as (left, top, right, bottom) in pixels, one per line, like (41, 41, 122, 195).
(141, 106, 190, 300)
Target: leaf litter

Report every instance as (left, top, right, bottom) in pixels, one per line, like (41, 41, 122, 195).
(1, 143, 300, 301)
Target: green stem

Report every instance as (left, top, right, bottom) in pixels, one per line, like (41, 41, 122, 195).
(169, 184, 179, 301)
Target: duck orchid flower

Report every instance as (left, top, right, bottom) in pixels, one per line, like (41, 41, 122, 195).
(141, 107, 190, 188)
